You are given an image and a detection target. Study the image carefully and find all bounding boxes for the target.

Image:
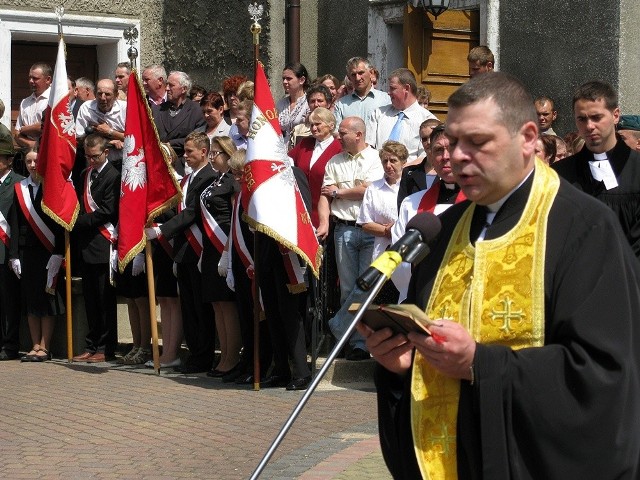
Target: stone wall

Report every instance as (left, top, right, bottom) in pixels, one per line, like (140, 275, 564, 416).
(499, 1, 620, 136)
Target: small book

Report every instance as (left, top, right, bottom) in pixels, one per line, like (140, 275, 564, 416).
(348, 303, 434, 336)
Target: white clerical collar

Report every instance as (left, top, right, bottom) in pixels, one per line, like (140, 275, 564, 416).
(589, 152, 618, 189)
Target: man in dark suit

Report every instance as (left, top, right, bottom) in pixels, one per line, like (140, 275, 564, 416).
(146, 131, 216, 373)
(0, 130, 24, 360)
(72, 134, 120, 363)
(152, 71, 205, 176)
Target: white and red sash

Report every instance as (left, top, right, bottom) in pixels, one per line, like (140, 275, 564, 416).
(417, 180, 467, 215)
(230, 192, 253, 271)
(15, 179, 55, 252)
(200, 195, 227, 255)
(178, 174, 203, 257)
(0, 210, 9, 248)
(83, 168, 116, 244)
(278, 244, 307, 294)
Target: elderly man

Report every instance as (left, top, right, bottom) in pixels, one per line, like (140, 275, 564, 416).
(534, 95, 558, 135)
(553, 81, 640, 258)
(617, 114, 640, 152)
(366, 68, 437, 162)
(317, 116, 384, 360)
(75, 78, 126, 171)
(114, 62, 131, 100)
(360, 72, 640, 478)
(13, 63, 52, 151)
(152, 71, 205, 176)
(467, 45, 494, 78)
(142, 65, 167, 106)
(333, 57, 390, 127)
(75, 77, 96, 102)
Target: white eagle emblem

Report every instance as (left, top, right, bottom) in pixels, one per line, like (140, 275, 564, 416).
(121, 134, 147, 196)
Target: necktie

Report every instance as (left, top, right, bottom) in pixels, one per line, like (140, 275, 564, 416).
(90, 169, 98, 183)
(388, 111, 405, 141)
(28, 184, 35, 202)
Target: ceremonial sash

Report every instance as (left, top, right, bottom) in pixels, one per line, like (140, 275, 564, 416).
(230, 192, 253, 271)
(278, 244, 307, 294)
(200, 195, 228, 255)
(83, 169, 115, 244)
(178, 174, 203, 257)
(15, 180, 55, 252)
(0, 210, 9, 247)
(152, 222, 175, 259)
(417, 180, 467, 215)
(411, 160, 558, 479)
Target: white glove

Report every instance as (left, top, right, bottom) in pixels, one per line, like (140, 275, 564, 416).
(197, 254, 202, 273)
(110, 248, 118, 272)
(9, 258, 21, 279)
(46, 254, 64, 289)
(226, 268, 235, 291)
(172, 262, 178, 277)
(145, 226, 162, 240)
(218, 250, 229, 277)
(132, 253, 145, 276)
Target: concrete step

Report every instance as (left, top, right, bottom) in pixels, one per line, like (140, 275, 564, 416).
(313, 356, 376, 389)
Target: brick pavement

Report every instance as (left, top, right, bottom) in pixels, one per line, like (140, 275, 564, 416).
(0, 357, 392, 479)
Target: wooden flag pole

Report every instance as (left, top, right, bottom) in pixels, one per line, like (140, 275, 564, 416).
(145, 241, 161, 374)
(65, 230, 73, 361)
(249, 2, 264, 392)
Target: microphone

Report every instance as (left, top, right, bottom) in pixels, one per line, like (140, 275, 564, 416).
(356, 212, 442, 291)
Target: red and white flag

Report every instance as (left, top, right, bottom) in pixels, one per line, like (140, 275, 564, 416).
(36, 37, 79, 230)
(117, 70, 181, 272)
(241, 62, 321, 278)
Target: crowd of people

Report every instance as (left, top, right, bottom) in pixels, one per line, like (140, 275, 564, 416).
(1, 45, 640, 416)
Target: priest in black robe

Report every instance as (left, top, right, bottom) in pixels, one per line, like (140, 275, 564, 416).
(359, 72, 640, 479)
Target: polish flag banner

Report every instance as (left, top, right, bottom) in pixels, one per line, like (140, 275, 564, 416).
(37, 37, 79, 230)
(241, 62, 322, 277)
(117, 69, 181, 271)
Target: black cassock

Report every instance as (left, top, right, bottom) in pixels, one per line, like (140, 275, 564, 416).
(375, 171, 640, 479)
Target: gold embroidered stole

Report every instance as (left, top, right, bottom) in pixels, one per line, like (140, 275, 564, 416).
(410, 161, 559, 479)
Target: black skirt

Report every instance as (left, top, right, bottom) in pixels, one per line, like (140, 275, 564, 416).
(20, 244, 64, 317)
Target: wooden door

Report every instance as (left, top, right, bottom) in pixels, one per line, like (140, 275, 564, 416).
(11, 41, 98, 130)
(404, 6, 480, 121)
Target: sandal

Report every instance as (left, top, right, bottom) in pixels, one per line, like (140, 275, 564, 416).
(32, 348, 51, 362)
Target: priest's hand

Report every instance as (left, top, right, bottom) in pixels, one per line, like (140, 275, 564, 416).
(408, 320, 475, 381)
(356, 322, 413, 375)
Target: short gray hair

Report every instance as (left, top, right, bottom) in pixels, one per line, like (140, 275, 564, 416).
(169, 71, 192, 92)
(76, 77, 95, 92)
(144, 64, 167, 81)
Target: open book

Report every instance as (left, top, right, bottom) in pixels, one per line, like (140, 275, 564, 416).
(348, 303, 435, 336)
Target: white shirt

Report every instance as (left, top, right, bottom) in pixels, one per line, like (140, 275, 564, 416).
(323, 145, 384, 221)
(310, 136, 335, 169)
(229, 124, 247, 150)
(366, 101, 437, 161)
(15, 87, 51, 140)
(357, 177, 399, 260)
(334, 88, 391, 127)
(205, 120, 231, 141)
(76, 99, 127, 163)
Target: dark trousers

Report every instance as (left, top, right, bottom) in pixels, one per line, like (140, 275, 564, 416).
(176, 262, 215, 367)
(233, 259, 272, 376)
(81, 262, 117, 355)
(258, 257, 310, 380)
(0, 264, 21, 354)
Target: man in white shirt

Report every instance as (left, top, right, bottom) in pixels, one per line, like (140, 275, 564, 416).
(317, 116, 384, 360)
(14, 63, 52, 151)
(75, 79, 127, 170)
(366, 68, 437, 162)
(334, 57, 391, 127)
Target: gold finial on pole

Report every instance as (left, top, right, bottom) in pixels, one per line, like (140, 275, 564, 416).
(248, 2, 264, 62)
(54, 6, 64, 38)
(123, 26, 139, 71)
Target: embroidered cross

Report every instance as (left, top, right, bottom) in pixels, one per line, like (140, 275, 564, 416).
(490, 296, 525, 334)
(428, 422, 455, 456)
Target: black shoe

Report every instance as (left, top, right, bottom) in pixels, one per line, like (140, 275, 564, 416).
(176, 362, 209, 374)
(286, 376, 311, 391)
(210, 362, 241, 379)
(346, 347, 370, 361)
(0, 350, 19, 361)
(260, 374, 291, 388)
(221, 367, 245, 383)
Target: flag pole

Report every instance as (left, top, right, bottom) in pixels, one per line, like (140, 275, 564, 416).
(53, 6, 75, 362)
(145, 240, 161, 374)
(249, 2, 264, 392)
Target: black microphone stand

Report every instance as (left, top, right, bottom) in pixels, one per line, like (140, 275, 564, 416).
(249, 272, 390, 479)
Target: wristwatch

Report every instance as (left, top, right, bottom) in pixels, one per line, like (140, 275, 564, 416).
(331, 190, 338, 199)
